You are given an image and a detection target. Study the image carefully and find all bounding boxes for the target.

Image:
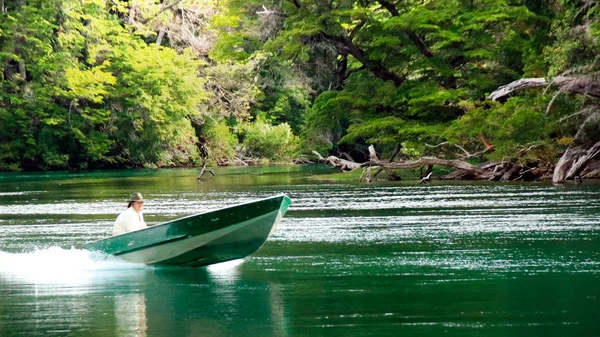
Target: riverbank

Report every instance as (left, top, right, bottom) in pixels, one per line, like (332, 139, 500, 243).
(1, 157, 598, 184)
(310, 144, 600, 183)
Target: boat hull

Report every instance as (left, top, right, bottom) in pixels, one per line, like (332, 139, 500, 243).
(86, 194, 291, 267)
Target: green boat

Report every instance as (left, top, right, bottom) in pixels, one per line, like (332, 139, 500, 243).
(86, 194, 291, 267)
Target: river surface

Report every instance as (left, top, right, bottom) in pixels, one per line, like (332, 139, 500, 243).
(0, 166, 599, 337)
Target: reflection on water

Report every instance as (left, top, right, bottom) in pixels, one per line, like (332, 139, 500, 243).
(0, 249, 287, 337)
(115, 294, 147, 337)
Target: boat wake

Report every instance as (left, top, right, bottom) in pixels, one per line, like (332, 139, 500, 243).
(0, 247, 149, 284)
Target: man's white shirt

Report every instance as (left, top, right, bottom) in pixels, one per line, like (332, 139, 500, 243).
(113, 207, 147, 236)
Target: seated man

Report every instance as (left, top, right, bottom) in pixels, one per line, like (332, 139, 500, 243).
(113, 192, 147, 236)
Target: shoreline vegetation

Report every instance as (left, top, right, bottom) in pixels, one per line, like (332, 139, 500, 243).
(1, 0, 599, 183)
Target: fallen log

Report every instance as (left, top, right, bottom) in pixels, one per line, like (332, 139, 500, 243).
(313, 146, 557, 182)
(362, 145, 496, 179)
(293, 155, 314, 164)
(312, 150, 362, 171)
(501, 163, 521, 181)
(362, 156, 494, 179)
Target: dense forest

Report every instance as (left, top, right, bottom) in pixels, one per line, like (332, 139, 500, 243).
(1, 0, 599, 181)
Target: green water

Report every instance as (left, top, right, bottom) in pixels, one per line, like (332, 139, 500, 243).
(0, 166, 599, 337)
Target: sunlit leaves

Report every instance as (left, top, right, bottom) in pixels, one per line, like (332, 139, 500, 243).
(65, 65, 116, 103)
(0, 0, 209, 170)
(446, 93, 583, 161)
(339, 116, 407, 146)
(239, 119, 300, 160)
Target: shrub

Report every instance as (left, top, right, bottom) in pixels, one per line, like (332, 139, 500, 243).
(238, 120, 299, 161)
(202, 119, 238, 165)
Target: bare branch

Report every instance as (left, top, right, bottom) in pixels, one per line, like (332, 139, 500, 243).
(139, 0, 184, 24)
(312, 150, 362, 171)
(424, 141, 493, 159)
(288, 0, 301, 8)
(516, 144, 542, 156)
(311, 150, 324, 160)
(376, 0, 433, 58)
(368, 145, 379, 163)
(558, 105, 597, 123)
(574, 109, 600, 142)
(545, 88, 565, 115)
(426, 141, 471, 157)
(362, 156, 494, 178)
(256, 5, 287, 17)
(349, 19, 366, 38)
(317, 32, 406, 86)
(489, 76, 600, 101)
(488, 78, 548, 101)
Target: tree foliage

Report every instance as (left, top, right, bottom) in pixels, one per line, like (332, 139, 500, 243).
(238, 119, 300, 161)
(1, 0, 599, 171)
(0, 0, 206, 170)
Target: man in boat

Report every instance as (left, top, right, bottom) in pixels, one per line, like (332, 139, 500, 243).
(113, 192, 147, 236)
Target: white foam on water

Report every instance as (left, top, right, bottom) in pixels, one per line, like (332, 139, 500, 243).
(0, 247, 149, 284)
(0, 191, 39, 196)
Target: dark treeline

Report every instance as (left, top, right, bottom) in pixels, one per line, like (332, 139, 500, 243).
(1, 0, 599, 179)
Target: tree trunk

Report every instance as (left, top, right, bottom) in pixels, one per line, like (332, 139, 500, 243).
(156, 28, 166, 45)
(553, 141, 600, 183)
(581, 159, 600, 179)
(14, 36, 26, 79)
(319, 33, 405, 86)
(139, 0, 184, 24)
(336, 53, 348, 89)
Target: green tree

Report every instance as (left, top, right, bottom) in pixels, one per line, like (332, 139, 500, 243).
(257, 0, 539, 158)
(0, 0, 207, 170)
(449, 0, 600, 164)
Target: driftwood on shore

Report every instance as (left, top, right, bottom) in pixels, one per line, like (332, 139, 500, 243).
(363, 154, 492, 178)
(313, 145, 547, 182)
(312, 140, 600, 183)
